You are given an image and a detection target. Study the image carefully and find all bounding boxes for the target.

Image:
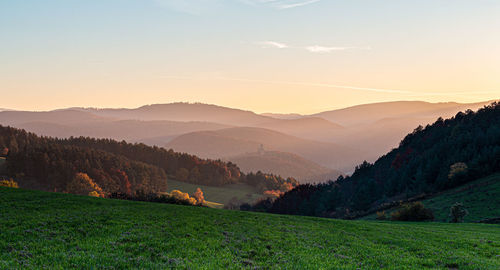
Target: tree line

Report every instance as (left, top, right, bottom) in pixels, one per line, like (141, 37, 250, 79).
(250, 102, 500, 218)
(0, 125, 298, 198)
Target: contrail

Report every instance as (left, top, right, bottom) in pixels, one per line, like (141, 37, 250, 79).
(160, 75, 412, 94)
(160, 75, 499, 96)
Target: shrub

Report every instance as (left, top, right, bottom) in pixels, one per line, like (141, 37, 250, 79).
(66, 173, 104, 197)
(88, 191, 101, 197)
(239, 203, 252, 211)
(0, 179, 19, 188)
(391, 202, 434, 221)
(170, 190, 197, 205)
(109, 189, 206, 206)
(376, 211, 388, 220)
(192, 188, 205, 205)
(448, 162, 468, 183)
(449, 202, 468, 223)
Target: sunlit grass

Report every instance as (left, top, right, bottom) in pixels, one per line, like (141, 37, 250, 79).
(165, 179, 263, 206)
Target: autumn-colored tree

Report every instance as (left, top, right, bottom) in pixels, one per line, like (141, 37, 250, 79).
(193, 187, 205, 205)
(170, 190, 197, 205)
(448, 162, 468, 180)
(0, 179, 19, 188)
(88, 191, 101, 197)
(66, 173, 104, 197)
(264, 190, 283, 198)
(113, 169, 132, 195)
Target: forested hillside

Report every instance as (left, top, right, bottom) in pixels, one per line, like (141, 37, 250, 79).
(0, 126, 166, 195)
(261, 102, 500, 218)
(0, 126, 298, 197)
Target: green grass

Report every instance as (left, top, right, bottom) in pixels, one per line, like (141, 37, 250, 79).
(362, 174, 500, 223)
(166, 179, 263, 206)
(425, 174, 500, 222)
(1, 188, 499, 269)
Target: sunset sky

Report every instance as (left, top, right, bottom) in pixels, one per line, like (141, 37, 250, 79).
(1, 0, 499, 113)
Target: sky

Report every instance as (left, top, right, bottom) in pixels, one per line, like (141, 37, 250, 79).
(1, 0, 499, 114)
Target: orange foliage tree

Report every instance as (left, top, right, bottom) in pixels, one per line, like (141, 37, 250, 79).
(192, 187, 205, 205)
(170, 190, 197, 205)
(0, 179, 19, 188)
(66, 173, 104, 197)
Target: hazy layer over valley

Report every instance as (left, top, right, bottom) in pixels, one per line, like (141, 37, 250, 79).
(0, 100, 492, 181)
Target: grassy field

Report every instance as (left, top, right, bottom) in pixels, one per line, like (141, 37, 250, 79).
(1, 187, 499, 269)
(362, 174, 500, 223)
(166, 179, 263, 206)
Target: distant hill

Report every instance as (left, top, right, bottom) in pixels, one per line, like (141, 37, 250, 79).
(166, 127, 362, 172)
(265, 102, 500, 219)
(260, 113, 303, 119)
(226, 151, 343, 184)
(0, 125, 298, 196)
(2, 100, 495, 177)
(77, 103, 274, 126)
(256, 117, 343, 142)
(12, 120, 230, 144)
(312, 100, 493, 127)
(0, 110, 109, 126)
(305, 101, 496, 163)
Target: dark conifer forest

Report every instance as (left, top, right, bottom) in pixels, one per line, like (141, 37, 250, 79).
(0, 126, 298, 197)
(259, 102, 500, 218)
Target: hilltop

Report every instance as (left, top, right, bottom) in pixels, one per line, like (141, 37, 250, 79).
(227, 151, 342, 184)
(77, 103, 274, 126)
(165, 127, 361, 171)
(1, 100, 495, 177)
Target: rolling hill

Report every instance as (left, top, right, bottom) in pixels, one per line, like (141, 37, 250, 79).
(260, 112, 303, 119)
(256, 117, 344, 142)
(361, 174, 500, 223)
(1, 100, 496, 178)
(1, 187, 499, 269)
(77, 103, 274, 126)
(165, 127, 362, 172)
(0, 109, 109, 126)
(312, 100, 493, 127)
(0, 125, 298, 197)
(264, 102, 500, 219)
(226, 151, 342, 184)
(13, 119, 230, 144)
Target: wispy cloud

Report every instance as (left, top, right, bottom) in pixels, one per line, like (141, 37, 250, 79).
(162, 75, 500, 98)
(254, 41, 371, 53)
(161, 75, 413, 94)
(240, 0, 322, 9)
(305, 45, 372, 53)
(255, 41, 289, 49)
(154, 0, 322, 14)
(275, 0, 322, 9)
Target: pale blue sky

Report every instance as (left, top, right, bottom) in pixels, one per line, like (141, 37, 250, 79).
(1, 0, 499, 113)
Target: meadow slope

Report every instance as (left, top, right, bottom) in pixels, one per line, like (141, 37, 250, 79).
(361, 174, 500, 223)
(1, 188, 499, 269)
